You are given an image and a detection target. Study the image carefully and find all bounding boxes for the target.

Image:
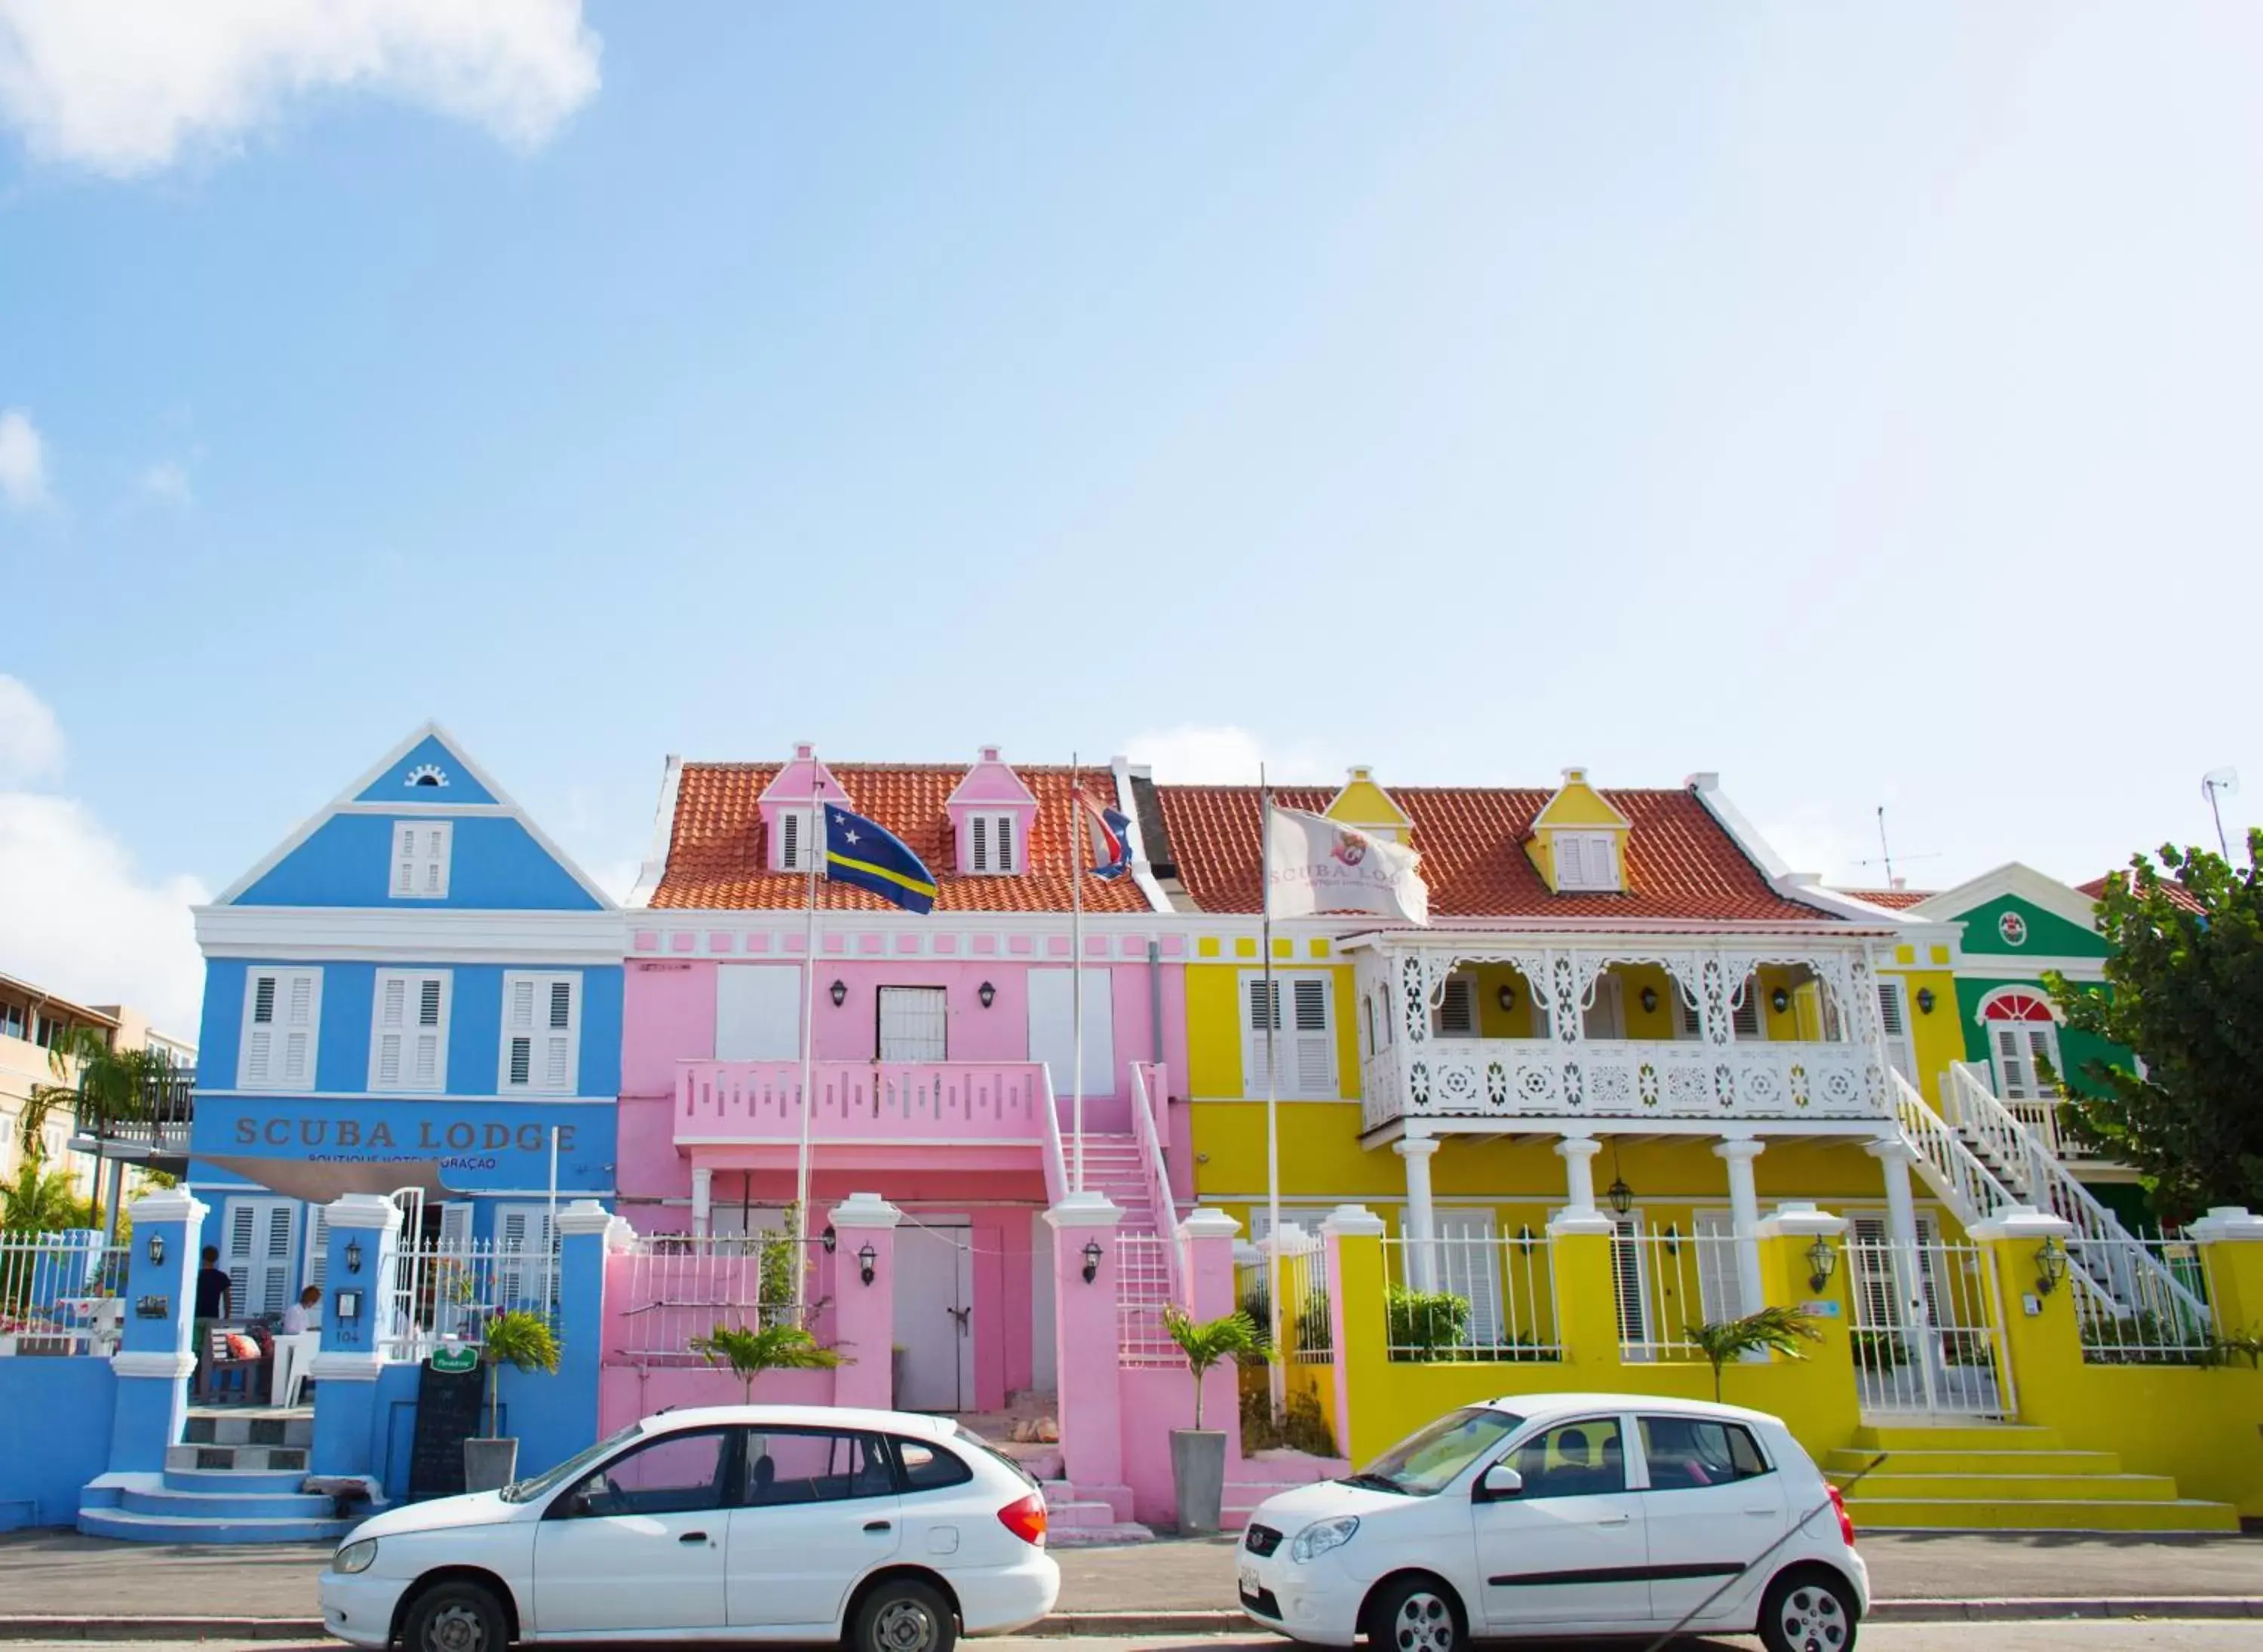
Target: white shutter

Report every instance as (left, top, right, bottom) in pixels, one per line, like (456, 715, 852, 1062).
(1993, 1025, 2032, 1098)
(1027, 969, 1113, 1096)
(304, 1203, 330, 1294)
(1245, 976, 1279, 1095)
(1693, 1211, 1747, 1322)
(241, 969, 321, 1089)
(374, 975, 406, 1088)
(505, 976, 536, 1088)
(1876, 982, 1917, 1082)
(494, 1204, 557, 1310)
(1731, 976, 1762, 1041)
(1291, 977, 1334, 1095)
(1435, 977, 1475, 1038)
(996, 815, 1014, 871)
(1435, 1213, 1502, 1345)
(439, 1202, 474, 1249)
(971, 816, 989, 872)
(780, 810, 800, 871)
(543, 978, 577, 1090)
(1609, 1216, 1648, 1347)
(716, 966, 803, 1061)
(1678, 996, 1703, 1039)
(415, 975, 447, 1089)
(223, 1197, 296, 1318)
(1582, 975, 1624, 1040)
(389, 821, 450, 898)
(501, 973, 579, 1093)
(225, 1199, 257, 1313)
(393, 823, 418, 897)
(371, 972, 450, 1092)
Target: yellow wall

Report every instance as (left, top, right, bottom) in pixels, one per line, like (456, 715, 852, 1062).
(1184, 959, 1359, 1102)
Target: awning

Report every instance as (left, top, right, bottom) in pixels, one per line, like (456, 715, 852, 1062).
(201, 1157, 453, 1205)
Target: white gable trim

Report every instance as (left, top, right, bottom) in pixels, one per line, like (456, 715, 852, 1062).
(625, 754, 684, 910)
(1905, 861, 2104, 937)
(1687, 775, 1924, 928)
(210, 720, 618, 910)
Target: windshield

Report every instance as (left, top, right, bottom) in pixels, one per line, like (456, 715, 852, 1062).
(500, 1423, 643, 1504)
(1352, 1408, 1524, 1497)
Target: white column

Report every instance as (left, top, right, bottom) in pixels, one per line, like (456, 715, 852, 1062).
(1555, 1135, 1602, 1218)
(1866, 1135, 1936, 1408)
(1395, 1137, 1441, 1291)
(1714, 1136, 1767, 1316)
(690, 1165, 714, 1239)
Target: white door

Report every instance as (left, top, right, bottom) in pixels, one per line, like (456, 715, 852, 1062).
(223, 1197, 297, 1319)
(1474, 1415, 1648, 1631)
(877, 987, 947, 1063)
(726, 1426, 900, 1629)
(892, 1222, 974, 1411)
(532, 1426, 732, 1633)
(1991, 1022, 2061, 1100)
(1693, 1210, 1748, 1323)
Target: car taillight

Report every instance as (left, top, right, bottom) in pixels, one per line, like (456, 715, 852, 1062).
(998, 1494, 1048, 1546)
(1827, 1483, 1856, 1548)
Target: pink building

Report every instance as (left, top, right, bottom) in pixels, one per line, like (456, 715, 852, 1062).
(618, 744, 1191, 1419)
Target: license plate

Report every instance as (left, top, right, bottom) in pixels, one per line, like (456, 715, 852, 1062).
(1239, 1564, 1262, 1598)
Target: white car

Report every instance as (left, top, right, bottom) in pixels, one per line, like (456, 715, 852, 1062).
(319, 1405, 1060, 1652)
(1239, 1394, 1868, 1652)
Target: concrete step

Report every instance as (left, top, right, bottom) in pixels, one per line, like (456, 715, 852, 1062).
(77, 1506, 357, 1545)
(1841, 1496, 2240, 1534)
(182, 1411, 315, 1448)
(121, 1485, 339, 1520)
(1851, 1423, 2065, 1454)
(1823, 1448, 2125, 1478)
(162, 1466, 315, 1495)
(1846, 1472, 2182, 1503)
(164, 1443, 309, 1473)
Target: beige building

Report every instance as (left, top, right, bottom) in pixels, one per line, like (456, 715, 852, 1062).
(0, 970, 195, 1203)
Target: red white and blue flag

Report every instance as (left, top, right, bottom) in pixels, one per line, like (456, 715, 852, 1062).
(1079, 792, 1134, 881)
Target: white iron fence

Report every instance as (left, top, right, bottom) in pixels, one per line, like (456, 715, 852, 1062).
(1607, 1227, 1736, 1365)
(1846, 1236, 2010, 1418)
(1116, 1231, 1178, 1368)
(1383, 1232, 1561, 1362)
(2076, 1232, 2216, 1365)
(1, 1230, 128, 1356)
(611, 1233, 801, 1364)
(382, 1234, 557, 1361)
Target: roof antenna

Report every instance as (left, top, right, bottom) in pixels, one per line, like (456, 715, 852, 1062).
(2203, 769, 2240, 859)
(1850, 806, 1940, 890)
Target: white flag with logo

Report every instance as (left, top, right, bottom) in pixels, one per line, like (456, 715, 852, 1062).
(1266, 806, 1429, 925)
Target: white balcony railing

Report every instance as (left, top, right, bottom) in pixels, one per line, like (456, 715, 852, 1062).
(1365, 1037, 1886, 1128)
(675, 1060, 1053, 1147)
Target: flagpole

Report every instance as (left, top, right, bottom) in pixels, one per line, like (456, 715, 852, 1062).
(1070, 753, 1085, 1196)
(1261, 765, 1285, 1416)
(793, 781, 823, 1316)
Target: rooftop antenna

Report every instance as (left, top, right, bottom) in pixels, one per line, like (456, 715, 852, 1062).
(1850, 805, 1940, 889)
(2203, 768, 2239, 859)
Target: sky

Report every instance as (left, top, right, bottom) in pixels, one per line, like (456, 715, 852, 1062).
(3, 2, 2260, 1036)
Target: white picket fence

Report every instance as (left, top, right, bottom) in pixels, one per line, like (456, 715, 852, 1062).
(0, 1230, 128, 1357)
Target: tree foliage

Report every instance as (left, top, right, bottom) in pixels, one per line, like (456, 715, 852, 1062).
(1161, 1304, 1260, 1429)
(481, 1309, 562, 1439)
(688, 1319, 845, 1403)
(2043, 834, 2263, 1220)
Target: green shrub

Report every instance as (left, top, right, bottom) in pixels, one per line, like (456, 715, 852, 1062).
(1385, 1286, 1471, 1359)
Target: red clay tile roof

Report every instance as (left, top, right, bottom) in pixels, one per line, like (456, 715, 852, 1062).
(649, 763, 1154, 914)
(1835, 888, 1934, 910)
(2076, 873, 2206, 914)
(1155, 785, 1841, 923)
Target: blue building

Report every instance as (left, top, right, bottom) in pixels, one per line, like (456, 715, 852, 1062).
(187, 726, 622, 1316)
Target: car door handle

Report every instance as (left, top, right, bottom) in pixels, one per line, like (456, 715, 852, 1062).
(678, 1531, 709, 1545)
(1743, 1506, 1776, 1517)
(864, 1521, 892, 1534)
(1593, 1514, 1632, 1527)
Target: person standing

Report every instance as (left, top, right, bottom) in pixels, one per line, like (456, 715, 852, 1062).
(192, 1246, 232, 1399)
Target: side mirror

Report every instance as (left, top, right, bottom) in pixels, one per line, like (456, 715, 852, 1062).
(1479, 1463, 1524, 1500)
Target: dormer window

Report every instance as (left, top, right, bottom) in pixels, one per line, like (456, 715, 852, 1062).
(1554, 831, 1620, 892)
(391, 821, 452, 898)
(968, 812, 1017, 874)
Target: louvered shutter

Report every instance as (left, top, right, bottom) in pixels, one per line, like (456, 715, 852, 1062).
(392, 823, 419, 896)
(1694, 1210, 1746, 1321)
(496, 1205, 557, 1309)
(242, 969, 320, 1089)
(1245, 977, 1279, 1093)
(414, 975, 446, 1089)
(1435, 977, 1475, 1037)
(1678, 996, 1703, 1039)
(971, 815, 989, 872)
(422, 828, 447, 895)
(225, 1200, 257, 1313)
(996, 815, 1014, 871)
(505, 976, 536, 1087)
(1993, 1025, 2032, 1098)
(1731, 977, 1761, 1040)
(374, 975, 407, 1088)
(304, 1202, 330, 1293)
(1582, 975, 1623, 1040)
(1609, 1217, 1649, 1346)
(244, 974, 278, 1085)
(260, 1205, 296, 1318)
(1291, 978, 1333, 1094)
(1876, 983, 1917, 1082)
(781, 809, 800, 871)
(281, 972, 318, 1083)
(1435, 1213, 1501, 1346)
(542, 978, 578, 1091)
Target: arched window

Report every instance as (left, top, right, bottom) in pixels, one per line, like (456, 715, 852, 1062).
(1979, 989, 2061, 1100)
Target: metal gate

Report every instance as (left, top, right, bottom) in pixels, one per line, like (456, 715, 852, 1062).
(1846, 1236, 2011, 1420)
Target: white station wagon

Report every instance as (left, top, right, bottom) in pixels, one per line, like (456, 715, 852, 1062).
(319, 1405, 1059, 1652)
(1239, 1395, 1868, 1652)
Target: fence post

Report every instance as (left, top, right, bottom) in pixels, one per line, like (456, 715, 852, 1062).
(1044, 1192, 1125, 1494)
(1752, 1202, 1859, 1447)
(529, 1199, 616, 1473)
(310, 1194, 404, 1480)
(1180, 1208, 1242, 1444)
(828, 1193, 902, 1410)
(103, 1188, 204, 1475)
(1967, 1204, 2076, 1426)
(1322, 1205, 1386, 1464)
(1546, 1202, 1621, 1380)
(2191, 1206, 2263, 1333)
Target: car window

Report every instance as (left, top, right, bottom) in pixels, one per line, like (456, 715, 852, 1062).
(1359, 1407, 1524, 1497)
(893, 1437, 975, 1493)
(1500, 1417, 1627, 1500)
(1637, 1416, 1771, 1491)
(569, 1427, 731, 1517)
(744, 1429, 893, 1506)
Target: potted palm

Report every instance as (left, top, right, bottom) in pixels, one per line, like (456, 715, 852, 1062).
(464, 1310, 560, 1492)
(1162, 1304, 1259, 1535)
(688, 1319, 846, 1401)
(1688, 1306, 1821, 1403)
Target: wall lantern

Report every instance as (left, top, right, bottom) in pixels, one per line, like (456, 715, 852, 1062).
(829, 978, 848, 1008)
(1606, 1176, 1634, 1217)
(821, 1224, 837, 1254)
(1082, 1239, 1104, 1284)
(1495, 984, 1515, 1012)
(345, 1239, 364, 1276)
(1915, 987, 1936, 1015)
(146, 1233, 165, 1268)
(1515, 1225, 1535, 1254)
(1639, 987, 1659, 1015)
(1806, 1236, 1838, 1293)
(1770, 987, 1792, 1015)
(2034, 1236, 2069, 1297)
(858, 1242, 877, 1287)
(1663, 1222, 1680, 1257)
(978, 981, 997, 1009)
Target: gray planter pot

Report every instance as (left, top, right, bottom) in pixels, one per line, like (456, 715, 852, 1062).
(1170, 1429, 1228, 1535)
(463, 1437, 519, 1494)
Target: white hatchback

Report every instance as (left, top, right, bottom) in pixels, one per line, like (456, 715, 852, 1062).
(319, 1405, 1059, 1652)
(1239, 1394, 1868, 1652)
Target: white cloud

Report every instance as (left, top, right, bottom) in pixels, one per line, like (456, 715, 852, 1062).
(0, 680, 207, 1034)
(0, 674, 64, 780)
(0, 0, 602, 177)
(0, 407, 47, 507)
(135, 458, 192, 508)
(1122, 723, 1343, 786)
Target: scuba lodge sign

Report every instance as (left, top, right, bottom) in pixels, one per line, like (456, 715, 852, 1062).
(229, 1115, 581, 1158)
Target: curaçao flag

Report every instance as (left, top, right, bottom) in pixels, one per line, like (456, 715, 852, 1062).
(1079, 792, 1134, 880)
(824, 806, 938, 914)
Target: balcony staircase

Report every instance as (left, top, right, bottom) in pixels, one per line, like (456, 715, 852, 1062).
(1827, 1423, 2239, 1532)
(79, 1409, 370, 1543)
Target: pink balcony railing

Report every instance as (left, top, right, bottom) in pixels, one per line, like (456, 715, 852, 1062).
(674, 1060, 1053, 1145)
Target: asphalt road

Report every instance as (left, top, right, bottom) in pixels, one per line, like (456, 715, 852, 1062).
(3, 1632, 2258, 1651)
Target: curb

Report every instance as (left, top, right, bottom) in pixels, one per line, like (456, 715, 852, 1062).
(3, 1599, 2261, 1639)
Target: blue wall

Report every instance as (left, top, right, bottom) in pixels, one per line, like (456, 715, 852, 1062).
(234, 815, 603, 910)
(0, 1358, 118, 1530)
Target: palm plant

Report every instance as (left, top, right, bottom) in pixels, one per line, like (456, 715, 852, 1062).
(1161, 1304, 1260, 1430)
(19, 1030, 174, 1164)
(481, 1310, 560, 1438)
(2, 1163, 87, 1233)
(1688, 1307, 1822, 1403)
(688, 1319, 845, 1402)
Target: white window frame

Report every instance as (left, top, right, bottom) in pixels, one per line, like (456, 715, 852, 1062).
(499, 972, 582, 1095)
(1553, 831, 1621, 892)
(966, 812, 1018, 874)
(238, 968, 322, 1090)
(369, 970, 453, 1092)
(1242, 971, 1337, 1098)
(390, 821, 453, 900)
(774, 807, 819, 874)
(877, 984, 950, 1064)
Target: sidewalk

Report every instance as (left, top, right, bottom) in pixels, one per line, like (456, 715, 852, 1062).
(0, 1528, 2258, 1620)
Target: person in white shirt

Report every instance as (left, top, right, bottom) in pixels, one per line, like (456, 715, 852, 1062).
(280, 1285, 322, 1336)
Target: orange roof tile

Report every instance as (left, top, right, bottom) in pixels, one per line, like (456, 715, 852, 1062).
(649, 763, 1154, 914)
(1835, 888, 1934, 910)
(1156, 784, 1840, 923)
(2076, 873, 2206, 914)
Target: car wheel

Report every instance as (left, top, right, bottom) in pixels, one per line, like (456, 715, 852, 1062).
(402, 1580, 508, 1652)
(1365, 1575, 1463, 1652)
(1759, 1567, 1859, 1652)
(852, 1578, 956, 1652)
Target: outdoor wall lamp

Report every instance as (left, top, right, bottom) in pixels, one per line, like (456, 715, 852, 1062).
(1606, 1177, 1634, 1217)
(857, 1242, 877, 1287)
(1663, 1223, 1680, 1256)
(978, 981, 996, 1009)
(821, 1224, 837, 1254)
(1639, 987, 1659, 1015)
(1770, 987, 1792, 1015)
(1515, 1225, 1535, 1253)
(344, 1239, 364, 1275)
(2034, 1236, 2069, 1296)
(1082, 1239, 1104, 1284)
(1806, 1236, 1839, 1293)
(1916, 987, 1937, 1015)
(830, 979, 848, 1008)
(1496, 984, 1515, 1012)
(146, 1233, 164, 1268)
